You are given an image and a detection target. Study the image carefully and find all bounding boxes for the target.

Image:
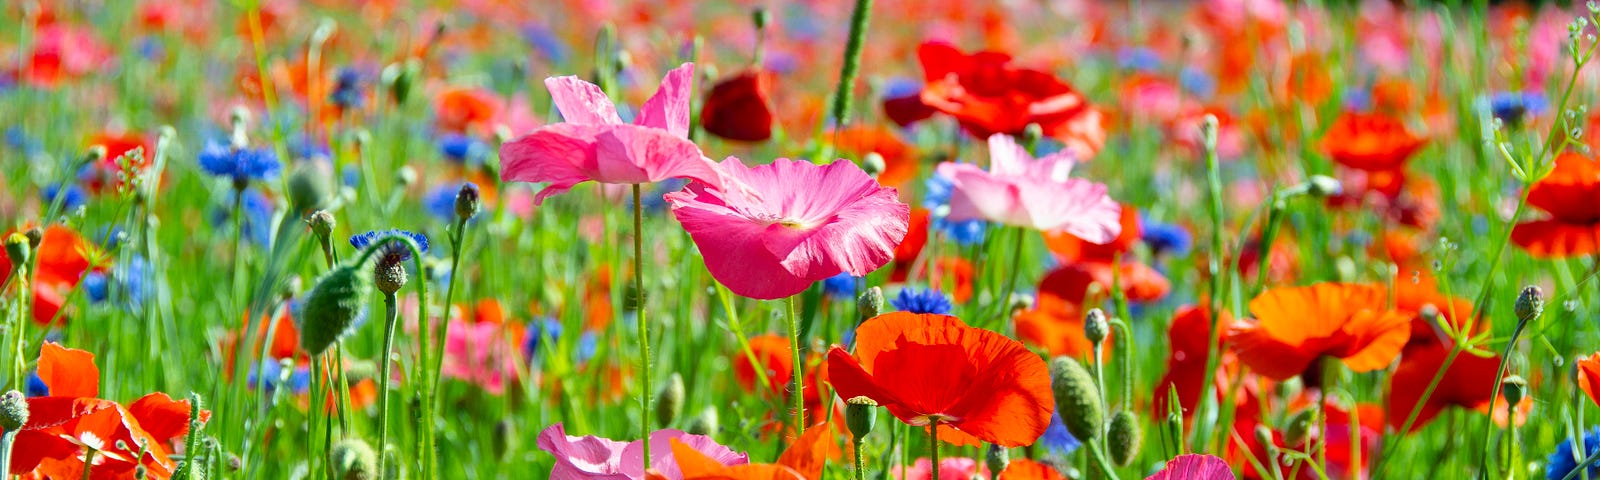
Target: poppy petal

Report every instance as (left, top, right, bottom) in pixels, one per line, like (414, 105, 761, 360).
(635, 63, 694, 138)
(1578, 352, 1600, 409)
(544, 76, 622, 125)
(1510, 220, 1600, 258)
(38, 342, 99, 398)
(1336, 310, 1410, 372)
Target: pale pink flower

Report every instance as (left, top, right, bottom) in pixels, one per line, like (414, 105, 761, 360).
(666, 158, 909, 300)
(892, 457, 990, 480)
(938, 134, 1120, 242)
(536, 423, 748, 480)
(440, 317, 521, 394)
(499, 63, 722, 204)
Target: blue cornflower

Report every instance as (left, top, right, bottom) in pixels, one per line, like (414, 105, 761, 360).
(84, 272, 109, 303)
(924, 171, 990, 245)
(438, 133, 485, 165)
(330, 68, 364, 111)
(350, 229, 429, 262)
(1179, 67, 1216, 100)
(524, 318, 562, 359)
(44, 183, 87, 211)
(247, 360, 312, 394)
(1487, 91, 1548, 126)
(923, 173, 956, 210)
(1117, 47, 1162, 72)
(198, 139, 281, 184)
(212, 188, 276, 246)
(1140, 218, 1192, 256)
(425, 182, 464, 221)
(521, 24, 571, 63)
(891, 288, 953, 315)
(1041, 412, 1083, 456)
(1547, 427, 1600, 480)
(26, 371, 48, 397)
(822, 273, 859, 300)
(933, 217, 987, 245)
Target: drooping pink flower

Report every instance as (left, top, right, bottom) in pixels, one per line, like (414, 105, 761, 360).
(666, 158, 910, 300)
(938, 134, 1120, 241)
(499, 63, 722, 205)
(536, 423, 748, 480)
(1145, 454, 1234, 480)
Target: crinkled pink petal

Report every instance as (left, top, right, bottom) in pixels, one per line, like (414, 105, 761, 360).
(1145, 454, 1235, 480)
(499, 125, 601, 205)
(667, 183, 815, 300)
(597, 125, 722, 188)
(635, 63, 695, 138)
(537, 423, 633, 480)
(619, 429, 749, 479)
(545, 76, 622, 125)
(940, 163, 1028, 226)
(1021, 178, 1121, 243)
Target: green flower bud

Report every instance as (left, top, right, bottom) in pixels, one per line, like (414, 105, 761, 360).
(1107, 411, 1141, 467)
(287, 162, 334, 215)
(309, 210, 336, 239)
(5, 233, 30, 270)
(860, 152, 886, 177)
(1, 390, 28, 430)
(685, 406, 720, 436)
(985, 443, 1009, 477)
(1049, 357, 1103, 442)
(1502, 375, 1528, 406)
(752, 7, 770, 31)
(857, 286, 883, 321)
(1306, 175, 1342, 197)
(23, 227, 43, 249)
(331, 438, 378, 480)
(1084, 309, 1109, 345)
(656, 373, 685, 427)
(845, 396, 878, 440)
(454, 183, 482, 221)
(300, 263, 373, 356)
(1515, 286, 1544, 324)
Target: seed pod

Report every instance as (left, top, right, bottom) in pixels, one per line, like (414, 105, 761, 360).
(331, 438, 378, 480)
(0, 390, 28, 430)
(857, 286, 883, 321)
(1502, 375, 1528, 406)
(656, 373, 685, 427)
(845, 396, 878, 440)
(374, 260, 408, 295)
(300, 263, 373, 356)
(985, 443, 1009, 476)
(4, 233, 29, 270)
(1049, 356, 1103, 442)
(1107, 411, 1142, 467)
(1515, 286, 1544, 324)
(308, 211, 336, 239)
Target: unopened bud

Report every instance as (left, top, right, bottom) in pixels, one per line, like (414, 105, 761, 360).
(23, 226, 43, 249)
(656, 373, 685, 427)
(330, 438, 377, 480)
(1199, 114, 1220, 148)
(1306, 175, 1342, 197)
(1515, 286, 1545, 324)
(860, 152, 886, 177)
(1050, 357, 1104, 441)
(752, 7, 770, 31)
(1107, 411, 1141, 467)
(374, 261, 408, 295)
(455, 182, 482, 221)
(846, 396, 878, 440)
(5, 233, 30, 269)
(309, 210, 336, 239)
(0, 390, 28, 430)
(857, 286, 883, 321)
(396, 166, 418, 187)
(300, 263, 374, 356)
(684, 406, 720, 436)
(1084, 309, 1109, 345)
(985, 443, 1009, 476)
(288, 162, 334, 214)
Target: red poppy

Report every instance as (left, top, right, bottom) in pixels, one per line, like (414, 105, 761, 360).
(892, 208, 932, 270)
(827, 313, 1053, 447)
(700, 69, 775, 142)
(434, 87, 503, 134)
(0, 225, 101, 325)
(899, 42, 1106, 159)
(1228, 283, 1411, 381)
(831, 126, 919, 189)
(992, 458, 1062, 480)
(1320, 111, 1427, 172)
(1580, 352, 1600, 409)
(731, 334, 831, 432)
(1511, 152, 1600, 257)
(1386, 344, 1504, 432)
(1391, 280, 1475, 352)
(1152, 306, 1258, 423)
(10, 343, 205, 480)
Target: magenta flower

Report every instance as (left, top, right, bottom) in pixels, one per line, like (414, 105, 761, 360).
(666, 158, 910, 300)
(500, 63, 722, 204)
(937, 134, 1121, 242)
(536, 423, 748, 480)
(439, 317, 520, 395)
(1145, 454, 1235, 480)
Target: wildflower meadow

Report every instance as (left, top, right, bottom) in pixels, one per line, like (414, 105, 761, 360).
(8, 0, 1600, 479)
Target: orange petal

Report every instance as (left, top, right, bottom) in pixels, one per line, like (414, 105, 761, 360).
(998, 458, 1066, 480)
(38, 342, 99, 398)
(1579, 352, 1600, 409)
(1227, 322, 1316, 381)
(1511, 220, 1600, 258)
(777, 422, 842, 480)
(1336, 310, 1410, 372)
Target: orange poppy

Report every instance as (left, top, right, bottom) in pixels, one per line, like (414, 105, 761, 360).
(998, 459, 1065, 480)
(827, 312, 1053, 447)
(434, 87, 503, 134)
(1043, 205, 1140, 263)
(1228, 283, 1410, 381)
(1320, 111, 1427, 172)
(12, 343, 205, 480)
(662, 438, 803, 480)
(913, 42, 1106, 159)
(1511, 152, 1600, 257)
(1386, 344, 1505, 432)
(1578, 352, 1600, 409)
(1153, 306, 1257, 423)
(831, 125, 919, 189)
(700, 69, 776, 142)
(1013, 299, 1093, 359)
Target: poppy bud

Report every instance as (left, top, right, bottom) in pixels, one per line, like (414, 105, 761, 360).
(860, 152, 886, 177)
(1022, 123, 1044, 151)
(700, 70, 775, 142)
(300, 263, 373, 356)
(685, 406, 719, 436)
(1084, 309, 1109, 345)
(1253, 424, 1275, 451)
(985, 443, 1009, 475)
(656, 373, 685, 427)
(4, 233, 30, 270)
(309, 210, 336, 239)
(845, 396, 878, 440)
(23, 227, 43, 249)
(1009, 293, 1036, 314)
(1515, 286, 1544, 324)
(857, 286, 883, 321)
(396, 166, 418, 188)
(170, 461, 203, 480)
(1282, 409, 1315, 447)
(752, 7, 770, 31)
(1107, 411, 1141, 467)
(383, 59, 421, 106)
(1306, 175, 1342, 198)
(331, 438, 378, 480)
(0, 390, 28, 430)
(454, 183, 481, 221)
(374, 260, 408, 295)
(1501, 375, 1528, 406)
(1049, 356, 1103, 441)
(288, 162, 334, 215)
(1199, 114, 1220, 149)
(87, 145, 107, 164)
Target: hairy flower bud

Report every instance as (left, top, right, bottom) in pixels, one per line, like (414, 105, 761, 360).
(300, 263, 373, 356)
(656, 373, 685, 427)
(1050, 356, 1104, 442)
(1107, 411, 1142, 467)
(1, 390, 28, 430)
(331, 438, 378, 480)
(1084, 308, 1109, 345)
(1515, 286, 1544, 324)
(857, 286, 884, 321)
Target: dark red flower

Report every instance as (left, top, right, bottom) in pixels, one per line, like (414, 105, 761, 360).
(700, 69, 775, 142)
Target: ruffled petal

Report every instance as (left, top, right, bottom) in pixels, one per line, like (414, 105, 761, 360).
(545, 76, 622, 125)
(635, 63, 695, 138)
(38, 342, 98, 398)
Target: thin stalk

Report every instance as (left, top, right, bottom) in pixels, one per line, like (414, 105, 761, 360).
(1084, 441, 1123, 480)
(375, 292, 400, 478)
(1481, 316, 1532, 476)
(0, 430, 17, 478)
(633, 184, 652, 465)
(930, 420, 941, 480)
(989, 228, 1025, 329)
(786, 294, 805, 435)
(853, 436, 867, 480)
(1372, 346, 1463, 476)
(1193, 115, 1227, 449)
(80, 449, 96, 480)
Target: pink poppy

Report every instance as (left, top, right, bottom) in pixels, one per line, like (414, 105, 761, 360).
(937, 134, 1120, 241)
(499, 63, 722, 205)
(536, 423, 748, 480)
(666, 158, 909, 300)
(892, 457, 990, 480)
(440, 317, 522, 395)
(1145, 454, 1234, 480)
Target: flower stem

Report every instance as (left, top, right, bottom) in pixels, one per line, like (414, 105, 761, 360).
(1372, 345, 1463, 477)
(1481, 315, 1532, 476)
(786, 294, 805, 435)
(633, 184, 652, 467)
(989, 227, 1025, 330)
(1193, 114, 1227, 450)
(376, 291, 399, 478)
(0, 430, 17, 478)
(1085, 441, 1122, 480)
(828, 0, 873, 129)
(853, 435, 867, 480)
(930, 420, 940, 480)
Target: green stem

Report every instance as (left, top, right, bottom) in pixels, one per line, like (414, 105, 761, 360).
(1372, 346, 1463, 477)
(633, 184, 652, 466)
(80, 449, 96, 480)
(930, 420, 941, 480)
(828, 0, 873, 129)
(376, 292, 399, 478)
(1084, 441, 1123, 480)
(853, 436, 867, 480)
(786, 294, 805, 435)
(0, 430, 17, 478)
(1192, 115, 1227, 449)
(1481, 317, 1531, 476)
(989, 228, 1025, 330)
